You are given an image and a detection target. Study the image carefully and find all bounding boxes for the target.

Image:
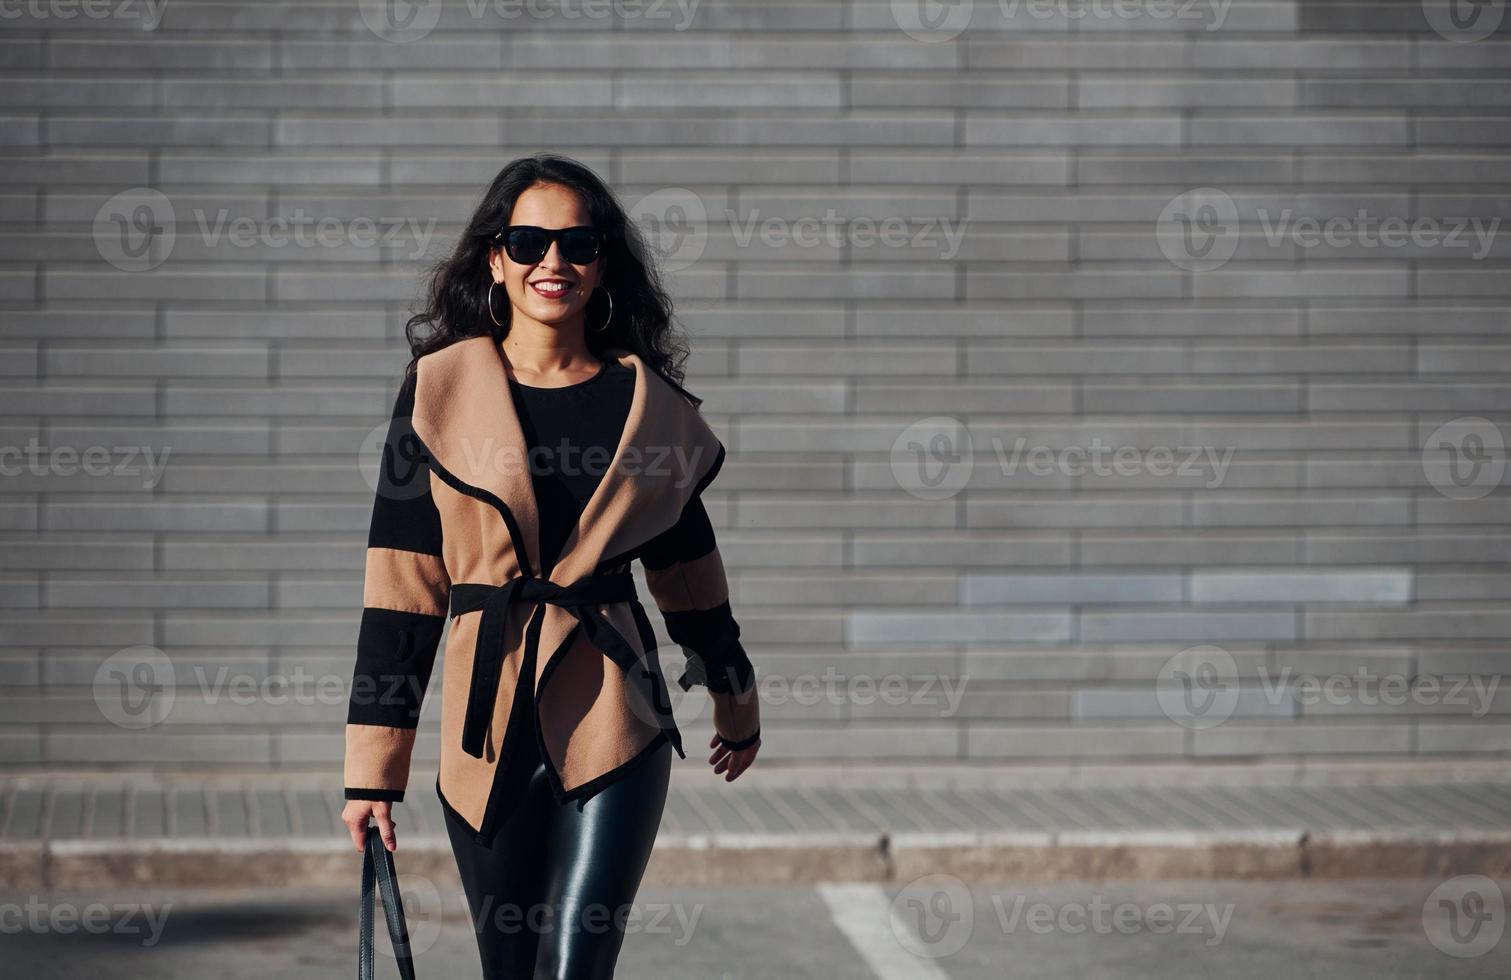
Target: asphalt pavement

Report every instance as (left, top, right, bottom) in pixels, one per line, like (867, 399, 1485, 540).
(3, 879, 1507, 979)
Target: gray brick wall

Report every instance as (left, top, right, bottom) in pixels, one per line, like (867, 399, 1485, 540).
(2, 1, 1509, 779)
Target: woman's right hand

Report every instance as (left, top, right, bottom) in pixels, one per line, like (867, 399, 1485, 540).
(342, 799, 397, 854)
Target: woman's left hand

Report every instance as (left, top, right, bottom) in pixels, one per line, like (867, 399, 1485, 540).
(709, 732, 760, 782)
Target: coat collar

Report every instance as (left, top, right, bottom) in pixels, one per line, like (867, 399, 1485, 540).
(411, 334, 723, 586)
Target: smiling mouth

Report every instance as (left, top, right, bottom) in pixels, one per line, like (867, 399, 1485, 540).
(529, 279, 575, 299)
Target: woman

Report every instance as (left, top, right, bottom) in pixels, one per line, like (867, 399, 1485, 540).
(339, 154, 762, 979)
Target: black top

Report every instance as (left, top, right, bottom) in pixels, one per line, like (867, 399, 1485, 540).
(508, 358, 633, 574)
(507, 358, 754, 695)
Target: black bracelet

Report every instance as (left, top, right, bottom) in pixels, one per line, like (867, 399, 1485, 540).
(715, 728, 760, 751)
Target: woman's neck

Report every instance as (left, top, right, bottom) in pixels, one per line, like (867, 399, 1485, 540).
(499, 331, 600, 384)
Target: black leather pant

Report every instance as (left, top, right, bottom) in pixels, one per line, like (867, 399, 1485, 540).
(444, 731, 672, 980)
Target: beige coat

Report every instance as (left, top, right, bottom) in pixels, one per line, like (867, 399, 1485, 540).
(343, 336, 759, 843)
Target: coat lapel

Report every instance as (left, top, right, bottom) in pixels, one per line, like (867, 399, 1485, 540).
(412, 334, 543, 577)
(548, 343, 724, 584)
(412, 334, 723, 587)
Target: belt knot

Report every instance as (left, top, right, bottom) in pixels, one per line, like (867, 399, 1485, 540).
(452, 572, 638, 759)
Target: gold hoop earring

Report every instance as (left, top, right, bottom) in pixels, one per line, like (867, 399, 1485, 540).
(487, 280, 504, 328)
(592, 285, 613, 332)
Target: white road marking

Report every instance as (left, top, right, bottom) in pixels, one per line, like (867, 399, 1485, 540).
(816, 882, 954, 980)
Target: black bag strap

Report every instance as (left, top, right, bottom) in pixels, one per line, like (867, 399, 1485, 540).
(359, 822, 417, 980)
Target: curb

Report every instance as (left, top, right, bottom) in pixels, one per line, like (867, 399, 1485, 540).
(9, 831, 1511, 889)
(1302, 830, 1511, 879)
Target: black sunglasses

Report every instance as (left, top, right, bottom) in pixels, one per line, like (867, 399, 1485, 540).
(488, 225, 604, 265)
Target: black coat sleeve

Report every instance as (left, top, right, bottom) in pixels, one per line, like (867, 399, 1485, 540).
(638, 493, 755, 697)
(343, 371, 451, 802)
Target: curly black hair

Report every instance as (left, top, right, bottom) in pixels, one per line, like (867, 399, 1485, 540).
(402, 152, 700, 406)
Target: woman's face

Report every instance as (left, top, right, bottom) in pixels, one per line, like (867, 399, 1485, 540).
(488, 182, 604, 330)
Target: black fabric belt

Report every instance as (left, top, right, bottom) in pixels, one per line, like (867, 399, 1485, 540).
(449, 573, 649, 760)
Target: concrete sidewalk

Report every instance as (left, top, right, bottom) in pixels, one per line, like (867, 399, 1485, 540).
(5, 769, 1511, 888)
